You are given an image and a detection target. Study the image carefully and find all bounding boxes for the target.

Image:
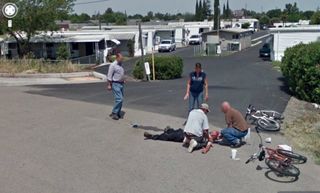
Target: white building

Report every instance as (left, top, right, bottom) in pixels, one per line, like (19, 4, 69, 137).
(269, 26, 320, 61)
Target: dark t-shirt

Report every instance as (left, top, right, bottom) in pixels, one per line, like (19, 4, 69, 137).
(189, 71, 206, 94)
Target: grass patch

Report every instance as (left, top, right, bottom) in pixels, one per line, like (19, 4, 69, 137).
(0, 59, 88, 74)
(272, 61, 282, 71)
(283, 99, 320, 164)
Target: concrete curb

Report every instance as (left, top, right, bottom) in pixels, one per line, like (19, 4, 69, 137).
(92, 71, 107, 81)
(0, 71, 94, 78)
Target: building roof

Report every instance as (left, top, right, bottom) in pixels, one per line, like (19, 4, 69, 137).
(65, 35, 105, 43)
(220, 28, 253, 34)
(108, 33, 135, 40)
(269, 26, 320, 33)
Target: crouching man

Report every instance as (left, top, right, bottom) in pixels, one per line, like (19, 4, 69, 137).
(219, 101, 249, 148)
(183, 103, 212, 153)
(144, 103, 213, 153)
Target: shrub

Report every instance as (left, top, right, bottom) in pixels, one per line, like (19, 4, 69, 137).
(281, 42, 320, 104)
(133, 56, 183, 80)
(57, 43, 70, 60)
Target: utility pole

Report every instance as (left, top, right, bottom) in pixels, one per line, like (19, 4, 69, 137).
(138, 22, 147, 81)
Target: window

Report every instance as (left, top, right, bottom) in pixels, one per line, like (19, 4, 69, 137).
(232, 34, 239, 39)
(71, 43, 79, 50)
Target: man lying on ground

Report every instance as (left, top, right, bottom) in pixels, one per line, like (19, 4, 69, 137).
(144, 103, 214, 153)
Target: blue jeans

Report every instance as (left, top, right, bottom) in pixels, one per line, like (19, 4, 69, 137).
(112, 83, 124, 115)
(188, 91, 204, 112)
(221, 128, 248, 145)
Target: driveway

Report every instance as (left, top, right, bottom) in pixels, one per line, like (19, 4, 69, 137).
(26, 37, 289, 127)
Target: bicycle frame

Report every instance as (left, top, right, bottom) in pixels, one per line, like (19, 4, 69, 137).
(246, 127, 291, 164)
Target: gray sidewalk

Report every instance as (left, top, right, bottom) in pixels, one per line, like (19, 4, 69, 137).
(0, 86, 320, 193)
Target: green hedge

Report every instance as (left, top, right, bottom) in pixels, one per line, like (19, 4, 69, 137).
(133, 56, 183, 80)
(281, 42, 320, 103)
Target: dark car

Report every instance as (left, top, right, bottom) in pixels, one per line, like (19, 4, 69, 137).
(259, 43, 271, 59)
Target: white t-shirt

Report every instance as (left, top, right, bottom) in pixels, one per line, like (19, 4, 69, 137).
(184, 109, 209, 137)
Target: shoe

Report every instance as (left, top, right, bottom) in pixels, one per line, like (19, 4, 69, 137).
(144, 132, 153, 139)
(111, 114, 119, 120)
(218, 139, 231, 146)
(164, 126, 171, 133)
(182, 137, 189, 147)
(230, 142, 242, 148)
(182, 120, 187, 126)
(188, 139, 198, 153)
(109, 113, 114, 117)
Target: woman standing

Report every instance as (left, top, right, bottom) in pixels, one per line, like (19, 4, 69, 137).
(184, 63, 209, 112)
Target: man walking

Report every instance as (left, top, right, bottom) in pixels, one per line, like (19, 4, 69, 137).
(107, 53, 125, 120)
(219, 101, 249, 148)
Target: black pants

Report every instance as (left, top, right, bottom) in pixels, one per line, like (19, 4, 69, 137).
(151, 128, 185, 142)
(152, 128, 208, 150)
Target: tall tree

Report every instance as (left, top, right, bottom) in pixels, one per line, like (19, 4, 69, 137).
(222, 4, 226, 18)
(195, 0, 199, 20)
(226, 0, 230, 18)
(206, 0, 212, 17)
(199, 0, 203, 21)
(203, 0, 207, 20)
(213, 0, 220, 30)
(0, 0, 75, 57)
(311, 11, 320, 24)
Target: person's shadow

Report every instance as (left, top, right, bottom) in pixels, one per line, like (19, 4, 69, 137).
(133, 125, 164, 132)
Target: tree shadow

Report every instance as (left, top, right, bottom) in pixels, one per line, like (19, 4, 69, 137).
(277, 77, 292, 96)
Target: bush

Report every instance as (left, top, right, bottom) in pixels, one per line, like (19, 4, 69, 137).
(133, 56, 183, 80)
(281, 42, 320, 104)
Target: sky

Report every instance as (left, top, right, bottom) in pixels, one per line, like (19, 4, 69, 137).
(74, 0, 320, 15)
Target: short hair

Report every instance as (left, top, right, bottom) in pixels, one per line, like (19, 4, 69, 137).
(195, 63, 202, 68)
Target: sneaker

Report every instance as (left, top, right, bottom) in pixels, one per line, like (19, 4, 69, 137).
(111, 114, 120, 120)
(188, 139, 198, 153)
(182, 137, 189, 147)
(144, 132, 153, 139)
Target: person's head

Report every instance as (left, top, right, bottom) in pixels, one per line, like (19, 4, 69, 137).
(195, 63, 202, 73)
(200, 103, 210, 114)
(116, 53, 123, 63)
(221, 101, 231, 114)
(210, 131, 220, 140)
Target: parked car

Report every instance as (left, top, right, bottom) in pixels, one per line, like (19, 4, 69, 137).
(259, 43, 271, 59)
(158, 39, 176, 52)
(189, 34, 202, 45)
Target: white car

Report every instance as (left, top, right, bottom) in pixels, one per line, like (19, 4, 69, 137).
(189, 34, 202, 45)
(158, 40, 176, 52)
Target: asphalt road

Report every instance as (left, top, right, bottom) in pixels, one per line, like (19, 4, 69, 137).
(26, 33, 288, 128)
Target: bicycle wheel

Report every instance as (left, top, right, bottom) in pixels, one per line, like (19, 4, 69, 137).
(276, 149, 307, 164)
(257, 118, 280, 131)
(261, 110, 284, 120)
(265, 158, 300, 177)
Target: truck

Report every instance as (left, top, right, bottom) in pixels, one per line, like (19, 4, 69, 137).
(158, 39, 176, 52)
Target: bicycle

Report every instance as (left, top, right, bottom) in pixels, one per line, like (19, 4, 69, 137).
(245, 104, 284, 131)
(245, 127, 307, 178)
